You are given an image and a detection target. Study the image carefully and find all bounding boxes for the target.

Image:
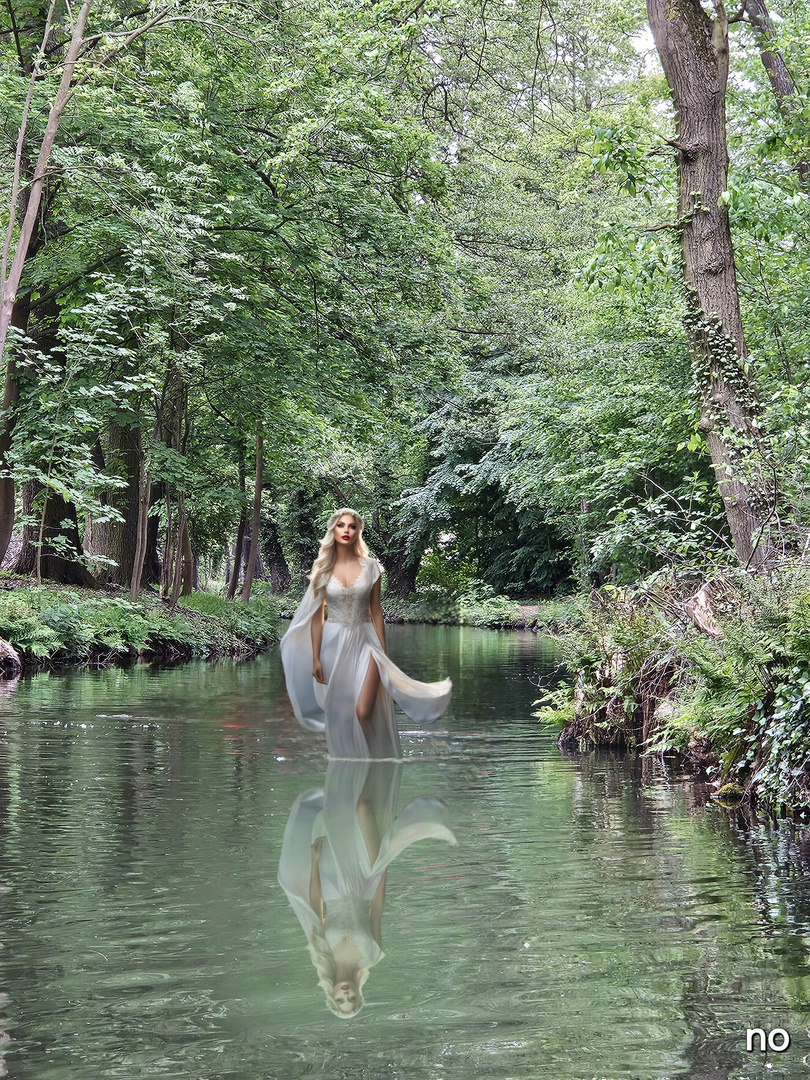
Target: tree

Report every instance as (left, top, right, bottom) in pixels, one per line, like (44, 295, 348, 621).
(646, 0, 777, 567)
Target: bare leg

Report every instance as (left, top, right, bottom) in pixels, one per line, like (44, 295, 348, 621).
(356, 788, 382, 863)
(356, 655, 381, 738)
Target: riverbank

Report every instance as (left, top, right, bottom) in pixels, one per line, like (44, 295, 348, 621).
(533, 564, 810, 813)
(381, 588, 534, 629)
(274, 582, 537, 630)
(0, 576, 543, 676)
(0, 579, 280, 673)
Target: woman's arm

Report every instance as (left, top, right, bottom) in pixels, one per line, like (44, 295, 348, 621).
(369, 575, 386, 655)
(309, 837, 325, 922)
(369, 870, 387, 944)
(311, 597, 327, 683)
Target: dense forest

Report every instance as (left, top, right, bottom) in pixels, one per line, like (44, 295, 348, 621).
(2, 1, 810, 801)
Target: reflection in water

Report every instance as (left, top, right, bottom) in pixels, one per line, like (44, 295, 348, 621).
(278, 759, 456, 1017)
(4, 639, 810, 1076)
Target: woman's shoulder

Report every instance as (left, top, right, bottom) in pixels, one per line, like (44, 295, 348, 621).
(362, 557, 385, 575)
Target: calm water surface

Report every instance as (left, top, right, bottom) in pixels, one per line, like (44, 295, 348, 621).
(1, 625, 810, 1080)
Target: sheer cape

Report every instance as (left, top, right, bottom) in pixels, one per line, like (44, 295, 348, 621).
(279, 557, 451, 759)
(277, 760, 457, 973)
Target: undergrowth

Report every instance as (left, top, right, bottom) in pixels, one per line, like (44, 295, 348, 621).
(383, 581, 522, 628)
(533, 565, 810, 809)
(0, 587, 279, 663)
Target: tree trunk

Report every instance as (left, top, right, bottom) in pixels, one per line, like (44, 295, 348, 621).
(169, 494, 188, 608)
(380, 548, 420, 598)
(223, 539, 231, 588)
(0, 1, 94, 362)
(226, 443, 247, 599)
(744, 0, 810, 189)
(129, 453, 152, 599)
(92, 418, 141, 586)
(240, 523, 267, 579)
(161, 491, 174, 600)
(143, 481, 162, 586)
(227, 513, 246, 599)
(646, 0, 776, 567)
(261, 512, 291, 593)
(241, 429, 263, 602)
(180, 517, 194, 596)
(0, 298, 29, 564)
(14, 480, 96, 585)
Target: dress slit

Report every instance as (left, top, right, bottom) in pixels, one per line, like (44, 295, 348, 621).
(279, 557, 452, 759)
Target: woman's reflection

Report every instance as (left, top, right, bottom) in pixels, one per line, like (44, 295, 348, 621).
(277, 759, 456, 1017)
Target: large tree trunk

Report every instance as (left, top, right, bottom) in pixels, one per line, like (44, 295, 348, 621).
(92, 418, 141, 586)
(647, 0, 776, 567)
(14, 480, 96, 586)
(380, 548, 420, 598)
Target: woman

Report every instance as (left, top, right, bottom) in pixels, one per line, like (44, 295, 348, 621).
(277, 759, 457, 1017)
(279, 508, 451, 759)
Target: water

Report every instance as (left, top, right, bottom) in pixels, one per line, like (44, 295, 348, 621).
(1, 625, 810, 1079)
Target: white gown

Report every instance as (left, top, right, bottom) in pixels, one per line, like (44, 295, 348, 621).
(279, 557, 452, 759)
(277, 760, 457, 977)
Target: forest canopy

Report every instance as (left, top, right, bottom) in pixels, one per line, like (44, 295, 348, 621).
(1, 0, 808, 599)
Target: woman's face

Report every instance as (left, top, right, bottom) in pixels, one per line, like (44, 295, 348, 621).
(333, 516, 358, 548)
(332, 980, 358, 1012)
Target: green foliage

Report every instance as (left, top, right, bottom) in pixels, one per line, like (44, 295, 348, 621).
(2, 0, 809, 619)
(382, 580, 521, 628)
(416, 547, 479, 593)
(532, 681, 578, 729)
(547, 567, 810, 807)
(0, 587, 277, 661)
(178, 591, 283, 643)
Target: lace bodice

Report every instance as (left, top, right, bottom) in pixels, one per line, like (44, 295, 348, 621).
(324, 893, 382, 967)
(325, 559, 373, 629)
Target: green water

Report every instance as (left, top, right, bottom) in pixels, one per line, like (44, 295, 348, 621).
(1, 624, 810, 1079)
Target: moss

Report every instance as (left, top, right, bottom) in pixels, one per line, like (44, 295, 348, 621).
(715, 781, 744, 800)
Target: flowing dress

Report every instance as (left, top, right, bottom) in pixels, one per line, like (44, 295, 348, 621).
(279, 557, 452, 759)
(277, 760, 457, 979)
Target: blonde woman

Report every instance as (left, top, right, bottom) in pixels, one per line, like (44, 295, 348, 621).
(277, 760, 457, 1016)
(279, 508, 451, 759)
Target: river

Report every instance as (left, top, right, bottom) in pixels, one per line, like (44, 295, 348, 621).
(1, 624, 809, 1079)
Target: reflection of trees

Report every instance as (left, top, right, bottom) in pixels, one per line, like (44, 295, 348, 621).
(557, 748, 810, 1075)
(0, 659, 303, 1078)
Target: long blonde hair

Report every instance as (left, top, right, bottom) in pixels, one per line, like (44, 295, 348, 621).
(308, 508, 370, 601)
(306, 930, 370, 1018)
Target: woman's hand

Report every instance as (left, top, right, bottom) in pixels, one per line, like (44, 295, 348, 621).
(312, 659, 327, 684)
(311, 836, 323, 861)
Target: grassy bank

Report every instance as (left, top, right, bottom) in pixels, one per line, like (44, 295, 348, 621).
(532, 565, 810, 813)
(0, 575, 538, 676)
(382, 585, 528, 629)
(0, 580, 280, 671)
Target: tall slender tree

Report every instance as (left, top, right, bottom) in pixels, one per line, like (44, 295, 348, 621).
(646, 0, 777, 566)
